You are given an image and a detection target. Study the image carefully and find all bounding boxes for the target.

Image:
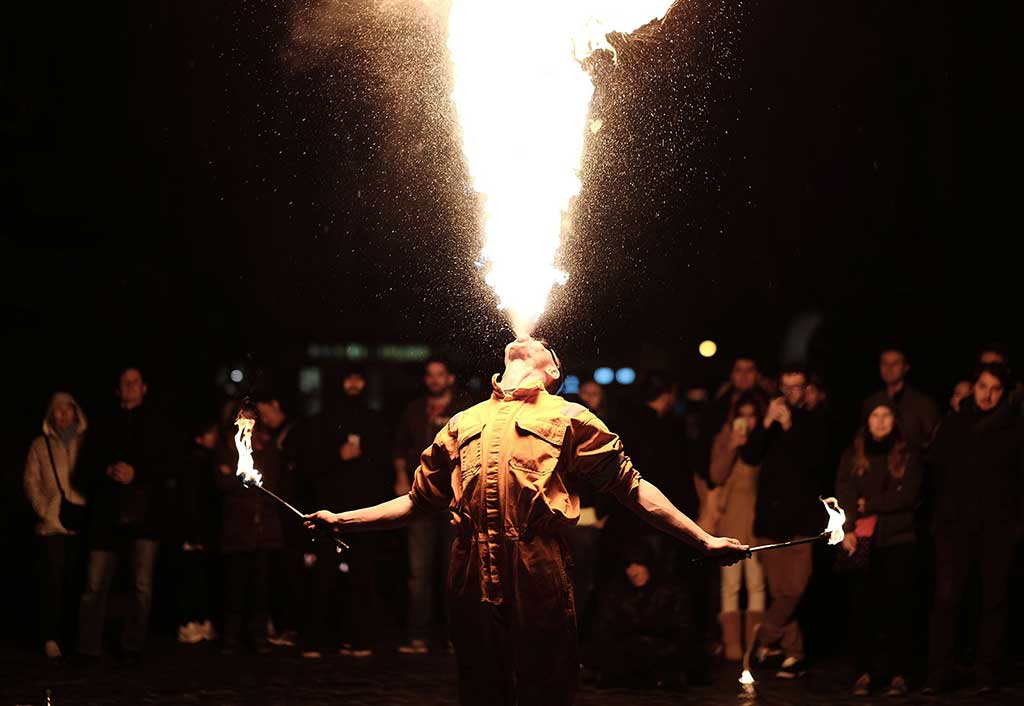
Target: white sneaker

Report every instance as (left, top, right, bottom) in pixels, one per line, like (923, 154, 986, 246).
(198, 620, 217, 641)
(44, 640, 62, 659)
(177, 622, 203, 644)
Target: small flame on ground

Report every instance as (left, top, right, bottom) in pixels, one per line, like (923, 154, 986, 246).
(444, 0, 675, 337)
(739, 669, 755, 685)
(821, 496, 846, 545)
(234, 416, 263, 487)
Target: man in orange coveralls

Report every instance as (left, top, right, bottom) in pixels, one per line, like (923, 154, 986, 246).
(306, 337, 748, 705)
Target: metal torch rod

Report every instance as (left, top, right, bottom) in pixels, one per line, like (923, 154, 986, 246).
(252, 483, 350, 551)
(747, 531, 829, 554)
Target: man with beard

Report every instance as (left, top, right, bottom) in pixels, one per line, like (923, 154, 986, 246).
(300, 367, 390, 658)
(393, 357, 472, 653)
(306, 338, 747, 705)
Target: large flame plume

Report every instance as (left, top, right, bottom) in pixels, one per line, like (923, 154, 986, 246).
(234, 415, 263, 487)
(443, 0, 675, 336)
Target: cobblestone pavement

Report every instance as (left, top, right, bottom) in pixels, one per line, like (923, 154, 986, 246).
(0, 641, 1019, 706)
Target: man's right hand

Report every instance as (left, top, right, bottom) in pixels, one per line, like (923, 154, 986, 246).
(703, 535, 750, 566)
(304, 510, 341, 534)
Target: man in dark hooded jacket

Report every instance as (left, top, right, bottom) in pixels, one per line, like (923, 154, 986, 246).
(925, 363, 1024, 693)
(301, 367, 390, 656)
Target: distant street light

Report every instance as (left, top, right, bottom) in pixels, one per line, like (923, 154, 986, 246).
(698, 340, 718, 358)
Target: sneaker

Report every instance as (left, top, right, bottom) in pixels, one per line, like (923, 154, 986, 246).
(397, 639, 429, 655)
(198, 620, 217, 641)
(300, 650, 323, 659)
(886, 675, 908, 697)
(177, 622, 203, 644)
(267, 629, 297, 647)
(776, 656, 806, 679)
(348, 648, 373, 659)
(853, 673, 871, 696)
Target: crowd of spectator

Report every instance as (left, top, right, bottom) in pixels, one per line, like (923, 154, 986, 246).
(20, 343, 1024, 697)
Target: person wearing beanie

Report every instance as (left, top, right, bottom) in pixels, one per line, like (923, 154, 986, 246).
(835, 400, 922, 697)
(23, 391, 88, 660)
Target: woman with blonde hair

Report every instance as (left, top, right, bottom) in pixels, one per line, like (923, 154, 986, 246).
(23, 392, 88, 660)
(709, 392, 766, 662)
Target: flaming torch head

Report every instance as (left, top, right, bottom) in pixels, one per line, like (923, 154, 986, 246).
(233, 413, 263, 488)
(821, 496, 846, 545)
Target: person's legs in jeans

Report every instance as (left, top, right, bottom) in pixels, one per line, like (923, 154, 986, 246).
(756, 540, 812, 660)
(744, 553, 766, 613)
(78, 549, 118, 656)
(848, 564, 874, 676)
(407, 519, 437, 642)
(122, 538, 158, 654)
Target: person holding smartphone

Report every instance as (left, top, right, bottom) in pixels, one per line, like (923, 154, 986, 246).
(709, 392, 767, 662)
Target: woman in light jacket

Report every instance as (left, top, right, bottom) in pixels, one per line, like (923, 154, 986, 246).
(709, 392, 766, 661)
(23, 391, 88, 660)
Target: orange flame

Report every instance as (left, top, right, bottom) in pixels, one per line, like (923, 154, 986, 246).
(443, 1, 676, 336)
(821, 496, 846, 545)
(233, 415, 263, 487)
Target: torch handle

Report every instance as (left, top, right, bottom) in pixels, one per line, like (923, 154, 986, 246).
(252, 483, 350, 551)
(690, 531, 830, 564)
(748, 532, 829, 554)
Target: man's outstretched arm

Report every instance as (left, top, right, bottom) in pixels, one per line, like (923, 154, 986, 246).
(305, 422, 457, 535)
(621, 478, 745, 558)
(305, 494, 428, 534)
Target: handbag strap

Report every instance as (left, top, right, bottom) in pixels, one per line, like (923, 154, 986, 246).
(43, 436, 68, 501)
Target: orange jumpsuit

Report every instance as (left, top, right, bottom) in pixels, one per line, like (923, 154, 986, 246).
(408, 376, 643, 706)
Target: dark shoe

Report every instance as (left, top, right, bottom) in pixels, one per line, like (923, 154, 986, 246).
(253, 641, 272, 655)
(886, 675, 908, 697)
(220, 640, 239, 656)
(921, 672, 951, 695)
(776, 656, 806, 679)
(853, 673, 871, 696)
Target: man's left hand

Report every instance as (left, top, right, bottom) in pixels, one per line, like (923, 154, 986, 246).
(703, 535, 749, 566)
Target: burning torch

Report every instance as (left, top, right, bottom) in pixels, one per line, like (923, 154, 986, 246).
(233, 410, 349, 552)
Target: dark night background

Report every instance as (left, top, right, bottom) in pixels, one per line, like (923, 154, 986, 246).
(0, 0, 1015, 633)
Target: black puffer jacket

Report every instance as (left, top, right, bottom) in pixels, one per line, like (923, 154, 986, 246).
(927, 397, 1024, 533)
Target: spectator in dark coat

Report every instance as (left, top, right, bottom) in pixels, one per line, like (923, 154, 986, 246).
(861, 346, 940, 452)
(174, 418, 222, 645)
(924, 363, 1024, 693)
(77, 367, 177, 661)
(696, 357, 771, 483)
(742, 365, 828, 678)
(302, 368, 390, 658)
(217, 421, 284, 654)
(835, 401, 922, 697)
